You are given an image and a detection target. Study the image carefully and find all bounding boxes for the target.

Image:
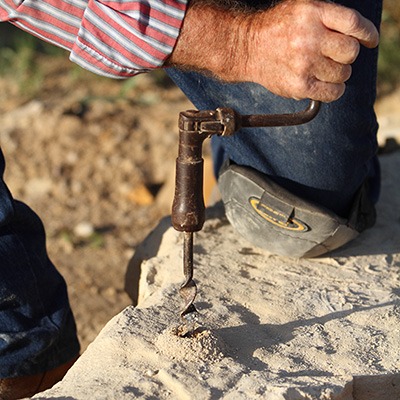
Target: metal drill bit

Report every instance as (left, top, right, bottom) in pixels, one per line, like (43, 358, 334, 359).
(179, 232, 198, 333)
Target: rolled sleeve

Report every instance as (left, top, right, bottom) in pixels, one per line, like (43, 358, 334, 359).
(0, 0, 188, 78)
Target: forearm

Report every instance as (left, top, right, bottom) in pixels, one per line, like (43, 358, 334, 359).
(166, 0, 251, 82)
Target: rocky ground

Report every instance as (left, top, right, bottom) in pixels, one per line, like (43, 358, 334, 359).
(0, 55, 193, 350)
(33, 151, 400, 399)
(1, 53, 399, 352)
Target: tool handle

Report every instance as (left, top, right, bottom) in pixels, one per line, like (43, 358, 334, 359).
(240, 99, 321, 128)
(172, 158, 205, 232)
(171, 124, 209, 232)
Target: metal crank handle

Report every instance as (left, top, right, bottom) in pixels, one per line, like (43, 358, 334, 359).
(241, 99, 321, 128)
(215, 99, 321, 136)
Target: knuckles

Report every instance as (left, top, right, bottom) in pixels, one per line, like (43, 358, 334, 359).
(346, 9, 363, 37)
(291, 55, 314, 77)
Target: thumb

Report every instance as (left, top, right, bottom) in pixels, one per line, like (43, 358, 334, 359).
(320, 3, 379, 48)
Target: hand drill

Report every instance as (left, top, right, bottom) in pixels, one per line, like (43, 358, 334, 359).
(171, 100, 321, 333)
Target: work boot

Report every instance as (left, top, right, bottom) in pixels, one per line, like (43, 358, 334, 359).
(0, 356, 78, 400)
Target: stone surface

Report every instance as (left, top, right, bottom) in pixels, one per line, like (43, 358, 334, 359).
(33, 153, 400, 400)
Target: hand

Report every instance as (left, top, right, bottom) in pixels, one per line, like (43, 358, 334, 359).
(167, 0, 379, 103)
(238, 0, 380, 102)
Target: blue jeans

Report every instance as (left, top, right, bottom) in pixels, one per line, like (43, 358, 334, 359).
(0, 153, 80, 379)
(0, 0, 381, 379)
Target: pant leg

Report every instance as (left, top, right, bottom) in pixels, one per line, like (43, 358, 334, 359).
(167, 0, 382, 218)
(0, 149, 80, 379)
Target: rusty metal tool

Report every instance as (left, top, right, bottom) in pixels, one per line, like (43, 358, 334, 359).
(171, 100, 321, 332)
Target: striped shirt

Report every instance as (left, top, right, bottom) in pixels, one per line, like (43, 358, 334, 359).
(0, 0, 188, 78)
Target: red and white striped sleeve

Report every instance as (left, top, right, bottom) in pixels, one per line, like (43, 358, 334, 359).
(0, 0, 188, 78)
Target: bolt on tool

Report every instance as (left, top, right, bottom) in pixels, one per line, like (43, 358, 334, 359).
(171, 100, 321, 334)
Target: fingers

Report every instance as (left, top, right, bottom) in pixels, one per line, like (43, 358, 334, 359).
(308, 55, 352, 102)
(320, 31, 360, 65)
(244, 0, 378, 103)
(314, 59, 352, 85)
(320, 3, 379, 49)
(286, 58, 352, 103)
(308, 81, 346, 103)
(282, 73, 345, 103)
(303, 3, 378, 102)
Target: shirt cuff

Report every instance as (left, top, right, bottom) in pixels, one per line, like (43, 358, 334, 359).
(70, 0, 188, 78)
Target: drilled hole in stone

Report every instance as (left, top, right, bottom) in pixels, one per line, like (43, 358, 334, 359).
(155, 325, 226, 362)
(175, 324, 205, 338)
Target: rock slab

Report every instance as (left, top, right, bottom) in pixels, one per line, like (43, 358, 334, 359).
(33, 153, 400, 400)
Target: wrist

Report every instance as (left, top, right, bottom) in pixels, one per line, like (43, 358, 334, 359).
(166, 1, 252, 83)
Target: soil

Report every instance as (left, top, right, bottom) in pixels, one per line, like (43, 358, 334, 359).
(0, 54, 193, 350)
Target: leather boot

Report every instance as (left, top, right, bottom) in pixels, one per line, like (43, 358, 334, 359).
(0, 356, 78, 400)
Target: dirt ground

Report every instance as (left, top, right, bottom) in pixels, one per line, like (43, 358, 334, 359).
(1, 54, 399, 352)
(0, 55, 194, 350)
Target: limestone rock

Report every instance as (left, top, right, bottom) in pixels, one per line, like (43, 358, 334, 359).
(33, 153, 400, 399)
